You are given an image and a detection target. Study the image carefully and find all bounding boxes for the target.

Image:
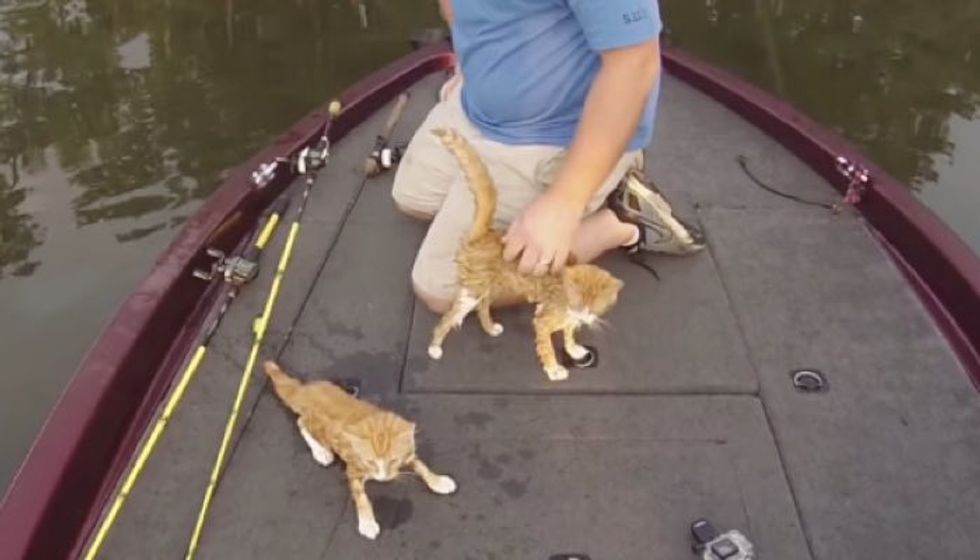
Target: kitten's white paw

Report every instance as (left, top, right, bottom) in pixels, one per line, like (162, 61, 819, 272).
(311, 446, 334, 467)
(428, 345, 443, 360)
(566, 343, 589, 361)
(358, 517, 380, 540)
(489, 323, 504, 337)
(428, 474, 458, 495)
(545, 365, 569, 381)
(298, 423, 334, 467)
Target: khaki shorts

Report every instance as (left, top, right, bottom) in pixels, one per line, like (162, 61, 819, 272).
(392, 76, 642, 302)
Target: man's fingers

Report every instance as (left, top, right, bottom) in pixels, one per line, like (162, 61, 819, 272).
(550, 247, 570, 274)
(517, 245, 541, 275)
(503, 220, 518, 240)
(502, 230, 524, 262)
(532, 257, 551, 277)
(533, 248, 558, 277)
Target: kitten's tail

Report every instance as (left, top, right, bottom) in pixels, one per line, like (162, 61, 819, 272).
(431, 127, 496, 240)
(263, 360, 304, 414)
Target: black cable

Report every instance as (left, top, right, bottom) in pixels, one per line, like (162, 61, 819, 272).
(627, 251, 661, 281)
(735, 154, 835, 210)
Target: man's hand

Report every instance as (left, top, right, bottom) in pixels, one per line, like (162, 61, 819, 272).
(503, 191, 581, 275)
(502, 39, 662, 275)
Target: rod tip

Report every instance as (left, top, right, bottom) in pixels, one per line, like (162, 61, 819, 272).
(328, 100, 342, 117)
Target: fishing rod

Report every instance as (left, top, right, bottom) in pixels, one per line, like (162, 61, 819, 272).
(363, 92, 410, 176)
(184, 100, 343, 560)
(80, 194, 291, 560)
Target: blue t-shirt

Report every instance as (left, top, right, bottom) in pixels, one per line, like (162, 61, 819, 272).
(452, 0, 663, 151)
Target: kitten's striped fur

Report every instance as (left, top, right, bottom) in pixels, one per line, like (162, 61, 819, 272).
(264, 361, 456, 540)
(427, 128, 624, 381)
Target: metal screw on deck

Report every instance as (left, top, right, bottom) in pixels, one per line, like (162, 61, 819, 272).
(691, 518, 755, 560)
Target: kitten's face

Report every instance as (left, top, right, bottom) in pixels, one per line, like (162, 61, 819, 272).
(346, 413, 416, 481)
(562, 266, 624, 325)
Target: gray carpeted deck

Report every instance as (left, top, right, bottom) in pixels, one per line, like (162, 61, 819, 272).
(93, 70, 980, 560)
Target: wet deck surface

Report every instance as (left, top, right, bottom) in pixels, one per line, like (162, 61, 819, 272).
(96, 72, 980, 560)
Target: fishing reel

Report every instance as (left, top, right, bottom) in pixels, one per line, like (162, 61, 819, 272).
(297, 135, 330, 175)
(691, 519, 754, 560)
(835, 155, 872, 188)
(251, 158, 289, 188)
(366, 140, 407, 174)
(833, 155, 873, 210)
(193, 248, 259, 286)
(249, 134, 330, 188)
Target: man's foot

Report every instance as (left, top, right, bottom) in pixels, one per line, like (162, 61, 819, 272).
(607, 169, 705, 255)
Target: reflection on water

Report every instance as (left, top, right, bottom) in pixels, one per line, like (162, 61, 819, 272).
(0, 0, 440, 278)
(1, 0, 978, 491)
(0, 0, 440, 491)
(661, 0, 980, 249)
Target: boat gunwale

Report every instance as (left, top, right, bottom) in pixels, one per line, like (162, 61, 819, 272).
(1, 39, 978, 559)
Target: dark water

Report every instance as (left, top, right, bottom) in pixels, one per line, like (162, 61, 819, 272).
(0, 0, 977, 491)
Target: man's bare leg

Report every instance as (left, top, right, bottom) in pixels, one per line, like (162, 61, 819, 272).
(569, 208, 638, 263)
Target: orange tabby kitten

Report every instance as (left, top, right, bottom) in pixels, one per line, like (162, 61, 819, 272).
(263, 361, 457, 540)
(427, 128, 624, 381)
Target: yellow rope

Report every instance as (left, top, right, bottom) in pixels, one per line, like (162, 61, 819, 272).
(184, 222, 301, 559)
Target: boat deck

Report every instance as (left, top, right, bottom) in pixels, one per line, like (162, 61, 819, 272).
(95, 72, 980, 559)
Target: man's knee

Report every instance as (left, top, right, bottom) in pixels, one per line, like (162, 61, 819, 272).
(392, 181, 429, 217)
(394, 197, 436, 221)
(411, 254, 456, 314)
(413, 280, 452, 314)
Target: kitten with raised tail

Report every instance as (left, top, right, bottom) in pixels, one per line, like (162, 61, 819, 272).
(427, 128, 624, 381)
(263, 361, 457, 540)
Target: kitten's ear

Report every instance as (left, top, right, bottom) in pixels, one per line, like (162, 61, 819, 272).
(611, 276, 625, 292)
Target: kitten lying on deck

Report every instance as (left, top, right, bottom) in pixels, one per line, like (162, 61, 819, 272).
(264, 361, 456, 540)
(427, 128, 624, 381)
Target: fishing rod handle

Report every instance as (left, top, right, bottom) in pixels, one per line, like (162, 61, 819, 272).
(248, 196, 291, 256)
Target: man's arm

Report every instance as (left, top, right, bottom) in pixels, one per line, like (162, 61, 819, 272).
(503, 39, 662, 274)
(439, 0, 453, 25)
(549, 39, 660, 210)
